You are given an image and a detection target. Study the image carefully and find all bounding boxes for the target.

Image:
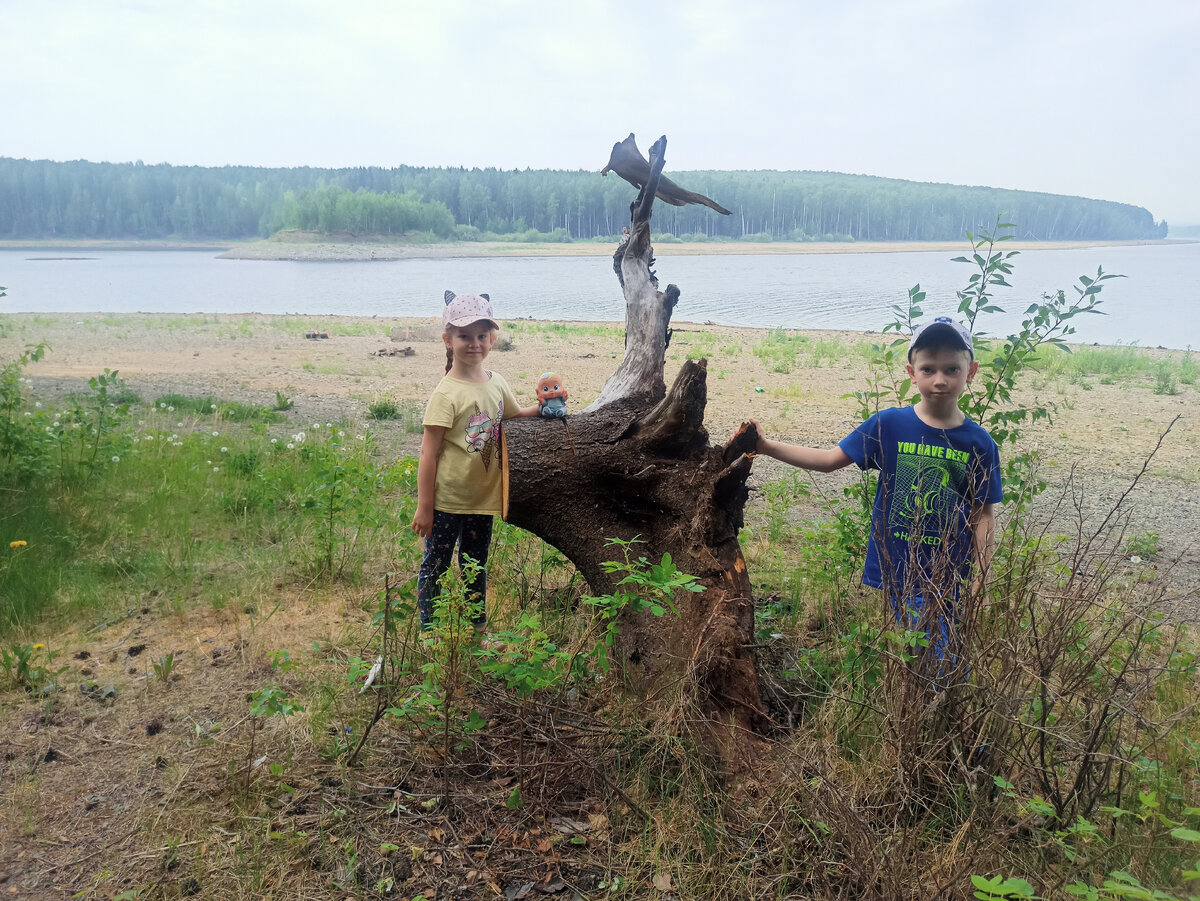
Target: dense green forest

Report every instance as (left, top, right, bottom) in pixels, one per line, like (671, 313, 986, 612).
(0, 156, 1168, 243)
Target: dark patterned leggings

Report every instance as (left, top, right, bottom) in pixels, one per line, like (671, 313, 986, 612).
(416, 511, 494, 628)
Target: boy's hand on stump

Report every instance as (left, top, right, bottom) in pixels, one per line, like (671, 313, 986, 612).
(729, 419, 764, 456)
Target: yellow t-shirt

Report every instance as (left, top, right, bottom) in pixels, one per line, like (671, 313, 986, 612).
(422, 371, 521, 515)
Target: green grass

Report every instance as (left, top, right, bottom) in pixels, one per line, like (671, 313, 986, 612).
(751, 328, 868, 372)
(153, 393, 288, 423)
(268, 317, 387, 338)
(502, 321, 621, 339)
(0, 390, 415, 632)
(1006, 342, 1198, 390)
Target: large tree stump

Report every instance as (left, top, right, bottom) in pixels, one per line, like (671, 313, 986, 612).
(503, 136, 764, 760)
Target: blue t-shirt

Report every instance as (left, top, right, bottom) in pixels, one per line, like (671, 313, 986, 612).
(838, 406, 1003, 599)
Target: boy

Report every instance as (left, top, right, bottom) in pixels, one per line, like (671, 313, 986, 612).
(754, 317, 1002, 669)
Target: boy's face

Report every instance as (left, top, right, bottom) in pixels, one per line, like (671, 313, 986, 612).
(906, 347, 977, 402)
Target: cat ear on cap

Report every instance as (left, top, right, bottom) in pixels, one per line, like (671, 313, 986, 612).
(480, 293, 489, 301)
(444, 290, 456, 305)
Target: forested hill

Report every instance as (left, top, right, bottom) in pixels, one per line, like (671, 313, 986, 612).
(0, 157, 1167, 243)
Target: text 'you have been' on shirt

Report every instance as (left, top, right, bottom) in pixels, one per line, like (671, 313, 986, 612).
(838, 406, 1003, 596)
(422, 371, 520, 517)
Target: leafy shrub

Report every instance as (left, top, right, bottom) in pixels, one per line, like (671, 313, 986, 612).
(366, 399, 400, 420)
(1153, 361, 1179, 395)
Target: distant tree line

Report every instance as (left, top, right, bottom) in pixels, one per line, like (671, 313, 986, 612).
(271, 185, 457, 237)
(0, 157, 1168, 242)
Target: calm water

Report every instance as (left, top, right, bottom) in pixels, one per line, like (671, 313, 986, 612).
(2, 243, 1198, 348)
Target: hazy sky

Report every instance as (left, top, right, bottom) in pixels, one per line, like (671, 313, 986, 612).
(4, 0, 1198, 224)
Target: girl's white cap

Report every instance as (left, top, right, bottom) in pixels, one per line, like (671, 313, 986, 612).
(443, 291, 498, 329)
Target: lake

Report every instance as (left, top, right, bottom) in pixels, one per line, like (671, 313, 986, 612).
(2, 242, 1198, 349)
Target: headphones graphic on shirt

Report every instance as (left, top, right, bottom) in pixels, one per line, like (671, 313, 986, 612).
(899, 463, 951, 520)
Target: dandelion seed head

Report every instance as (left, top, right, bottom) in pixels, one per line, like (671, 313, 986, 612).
(286, 443, 294, 449)
(111, 455, 120, 463)
(221, 447, 228, 453)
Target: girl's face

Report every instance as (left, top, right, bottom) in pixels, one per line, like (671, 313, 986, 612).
(443, 321, 496, 365)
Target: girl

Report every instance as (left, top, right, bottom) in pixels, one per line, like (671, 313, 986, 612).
(410, 291, 538, 629)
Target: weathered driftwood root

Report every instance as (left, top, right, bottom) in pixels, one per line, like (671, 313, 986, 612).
(503, 134, 761, 768)
(505, 361, 765, 760)
(587, 136, 676, 413)
(602, 133, 732, 215)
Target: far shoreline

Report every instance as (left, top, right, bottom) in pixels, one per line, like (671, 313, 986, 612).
(2, 236, 1195, 262)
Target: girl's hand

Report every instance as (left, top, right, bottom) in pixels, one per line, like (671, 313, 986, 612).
(411, 506, 433, 538)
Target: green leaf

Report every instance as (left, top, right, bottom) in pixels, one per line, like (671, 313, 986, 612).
(1172, 827, 1200, 843)
(506, 786, 524, 809)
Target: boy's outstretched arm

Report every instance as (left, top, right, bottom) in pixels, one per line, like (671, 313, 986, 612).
(748, 420, 853, 473)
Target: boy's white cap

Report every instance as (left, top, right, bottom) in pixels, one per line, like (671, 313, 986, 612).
(910, 316, 974, 358)
(443, 290, 498, 329)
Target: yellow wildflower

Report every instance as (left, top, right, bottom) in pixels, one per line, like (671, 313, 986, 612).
(9, 540, 27, 548)
(32, 643, 45, 650)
